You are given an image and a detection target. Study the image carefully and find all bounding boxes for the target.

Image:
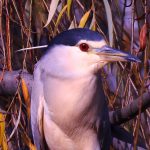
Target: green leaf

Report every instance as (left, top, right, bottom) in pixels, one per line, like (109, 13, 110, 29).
(67, 0, 72, 19)
(44, 0, 60, 27)
(54, 4, 68, 34)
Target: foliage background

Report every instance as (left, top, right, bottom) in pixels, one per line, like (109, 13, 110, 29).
(0, 0, 150, 149)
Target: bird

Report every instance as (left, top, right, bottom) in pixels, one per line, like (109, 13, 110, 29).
(31, 28, 140, 150)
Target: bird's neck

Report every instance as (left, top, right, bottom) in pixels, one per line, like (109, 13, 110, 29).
(42, 70, 109, 149)
(42, 71, 106, 129)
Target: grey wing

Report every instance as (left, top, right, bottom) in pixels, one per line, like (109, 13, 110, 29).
(98, 99, 112, 150)
(31, 64, 45, 150)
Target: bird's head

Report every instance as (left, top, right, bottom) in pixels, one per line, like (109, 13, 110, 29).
(41, 28, 140, 77)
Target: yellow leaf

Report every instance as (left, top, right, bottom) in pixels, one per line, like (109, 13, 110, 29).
(0, 113, 8, 150)
(0, 113, 5, 145)
(54, 4, 67, 34)
(67, 0, 72, 19)
(21, 129, 36, 150)
(2, 135, 8, 150)
(91, 23, 96, 31)
(21, 78, 30, 119)
(44, 0, 60, 27)
(78, 9, 91, 28)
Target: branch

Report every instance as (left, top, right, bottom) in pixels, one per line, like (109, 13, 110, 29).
(0, 70, 150, 126)
(0, 70, 33, 96)
(111, 125, 146, 149)
(109, 92, 150, 125)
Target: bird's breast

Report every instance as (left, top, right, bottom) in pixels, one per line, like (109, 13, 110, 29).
(41, 71, 105, 128)
(38, 66, 109, 150)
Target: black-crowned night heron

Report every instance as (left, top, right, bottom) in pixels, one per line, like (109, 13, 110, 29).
(31, 28, 140, 150)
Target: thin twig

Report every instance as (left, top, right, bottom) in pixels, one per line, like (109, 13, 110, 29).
(16, 45, 48, 52)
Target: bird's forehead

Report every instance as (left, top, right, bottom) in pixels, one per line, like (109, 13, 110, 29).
(48, 28, 105, 47)
(77, 40, 107, 48)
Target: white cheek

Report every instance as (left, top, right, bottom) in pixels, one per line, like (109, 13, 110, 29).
(40, 45, 108, 78)
(40, 46, 96, 77)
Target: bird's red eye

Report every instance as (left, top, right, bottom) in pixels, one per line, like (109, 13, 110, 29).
(79, 43, 89, 52)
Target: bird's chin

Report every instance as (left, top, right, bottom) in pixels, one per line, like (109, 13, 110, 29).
(99, 61, 105, 63)
(98, 61, 108, 67)
(92, 61, 107, 73)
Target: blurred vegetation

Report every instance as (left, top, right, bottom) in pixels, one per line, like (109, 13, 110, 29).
(0, 0, 150, 149)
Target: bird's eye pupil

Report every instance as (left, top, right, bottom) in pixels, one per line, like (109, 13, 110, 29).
(79, 43, 89, 52)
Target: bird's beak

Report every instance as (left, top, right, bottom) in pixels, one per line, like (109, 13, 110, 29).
(93, 46, 141, 62)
